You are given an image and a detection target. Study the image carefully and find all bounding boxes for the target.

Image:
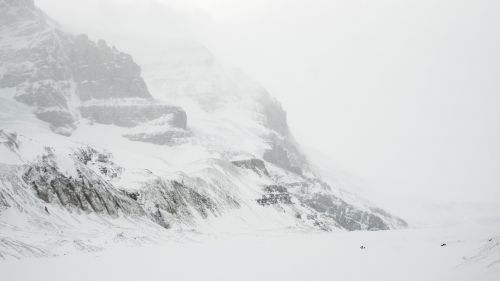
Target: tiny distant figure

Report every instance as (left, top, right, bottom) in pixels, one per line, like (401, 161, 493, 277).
(489, 238, 493, 242)
(441, 243, 447, 247)
(44, 206, 49, 214)
(360, 245, 366, 250)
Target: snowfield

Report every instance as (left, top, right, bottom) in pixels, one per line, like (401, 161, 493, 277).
(1, 223, 500, 281)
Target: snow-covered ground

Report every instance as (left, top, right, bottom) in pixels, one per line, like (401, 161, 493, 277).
(1, 222, 499, 281)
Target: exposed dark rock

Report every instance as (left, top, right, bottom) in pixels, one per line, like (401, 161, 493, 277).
(0, 192, 9, 211)
(73, 146, 122, 179)
(259, 95, 288, 136)
(124, 191, 139, 201)
(35, 110, 76, 135)
(138, 179, 219, 227)
(15, 81, 71, 108)
(68, 36, 150, 101)
(0, 129, 20, 152)
(22, 150, 143, 217)
(263, 144, 303, 175)
(303, 212, 332, 231)
(369, 207, 408, 228)
(301, 193, 390, 231)
(124, 129, 189, 146)
(257, 96, 309, 175)
(80, 103, 186, 129)
(257, 185, 292, 206)
(232, 158, 270, 177)
(151, 207, 170, 229)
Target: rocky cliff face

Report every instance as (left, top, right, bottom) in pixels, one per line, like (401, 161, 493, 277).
(259, 96, 311, 176)
(80, 101, 186, 129)
(0, 0, 185, 138)
(16, 147, 223, 229)
(68, 35, 150, 102)
(23, 150, 144, 217)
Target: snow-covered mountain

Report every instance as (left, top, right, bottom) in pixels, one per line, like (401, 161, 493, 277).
(0, 0, 406, 258)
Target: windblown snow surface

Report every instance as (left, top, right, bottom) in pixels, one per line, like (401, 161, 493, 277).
(1, 223, 500, 281)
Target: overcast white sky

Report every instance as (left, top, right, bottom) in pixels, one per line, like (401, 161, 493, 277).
(37, 0, 500, 225)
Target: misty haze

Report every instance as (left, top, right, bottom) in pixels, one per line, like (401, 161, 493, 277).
(0, 0, 499, 280)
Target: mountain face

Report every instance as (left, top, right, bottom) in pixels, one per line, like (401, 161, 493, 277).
(0, 0, 184, 138)
(0, 1, 406, 258)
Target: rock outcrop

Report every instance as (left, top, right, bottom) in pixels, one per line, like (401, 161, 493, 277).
(232, 159, 270, 177)
(137, 179, 219, 228)
(68, 35, 150, 102)
(80, 101, 187, 129)
(257, 185, 293, 206)
(22, 148, 144, 217)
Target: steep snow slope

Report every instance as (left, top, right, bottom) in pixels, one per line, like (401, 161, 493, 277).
(0, 0, 406, 258)
(140, 41, 408, 231)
